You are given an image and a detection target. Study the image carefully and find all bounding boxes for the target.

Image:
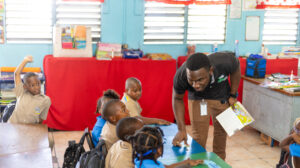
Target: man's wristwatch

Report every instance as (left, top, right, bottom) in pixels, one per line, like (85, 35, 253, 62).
(229, 92, 238, 98)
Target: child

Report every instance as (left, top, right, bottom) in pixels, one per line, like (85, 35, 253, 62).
(131, 126, 203, 168)
(101, 99, 170, 150)
(280, 118, 300, 167)
(8, 55, 51, 124)
(91, 89, 120, 146)
(121, 77, 142, 117)
(105, 117, 144, 168)
(121, 77, 170, 125)
(101, 99, 130, 150)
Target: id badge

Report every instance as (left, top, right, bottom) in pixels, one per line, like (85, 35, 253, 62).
(200, 99, 207, 116)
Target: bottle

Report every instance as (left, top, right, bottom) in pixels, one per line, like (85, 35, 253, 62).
(261, 44, 265, 56)
(111, 49, 114, 58)
(290, 70, 294, 81)
(212, 43, 218, 53)
(264, 47, 269, 58)
(235, 40, 239, 58)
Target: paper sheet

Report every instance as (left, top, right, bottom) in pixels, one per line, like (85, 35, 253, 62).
(216, 102, 254, 136)
(216, 107, 244, 136)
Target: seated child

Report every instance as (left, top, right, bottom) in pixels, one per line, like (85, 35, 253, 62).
(131, 126, 203, 168)
(121, 77, 142, 117)
(9, 55, 51, 124)
(101, 98, 170, 150)
(101, 99, 130, 150)
(121, 77, 170, 125)
(280, 118, 300, 167)
(105, 117, 144, 168)
(91, 89, 120, 146)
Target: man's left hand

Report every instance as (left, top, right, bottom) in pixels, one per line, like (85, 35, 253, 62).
(228, 97, 237, 108)
(156, 119, 171, 125)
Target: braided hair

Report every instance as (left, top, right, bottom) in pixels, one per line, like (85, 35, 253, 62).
(129, 126, 164, 168)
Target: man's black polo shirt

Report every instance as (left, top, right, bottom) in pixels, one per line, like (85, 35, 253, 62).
(173, 52, 240, 101)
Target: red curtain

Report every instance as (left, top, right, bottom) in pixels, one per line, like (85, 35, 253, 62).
(145, 0, 231, 5)
(62, 0, 104, 3)
(256, 0, 300, 9)
(193, 0, 231, 5)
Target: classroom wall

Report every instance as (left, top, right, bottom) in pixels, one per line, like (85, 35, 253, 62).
(1, 0, 299, 68)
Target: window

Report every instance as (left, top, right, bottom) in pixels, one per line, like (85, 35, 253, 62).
(143, 2, 227, 44)
(187, 4, 227, 44)
(144, 2, 185, 44)
(56, 0, 102, 43)
(5, 0, 53, 43)
(263, 9, 299, 45)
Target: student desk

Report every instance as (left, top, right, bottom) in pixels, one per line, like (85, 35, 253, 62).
(242, 76, 300, 142)
(158, 124, 231, 168)
(0, 123, 52, 168)
(43, 55, 177, 130)
(0, 123, 49, 156)
(177, 56, 298, 124)
(0, 148, 53, 168)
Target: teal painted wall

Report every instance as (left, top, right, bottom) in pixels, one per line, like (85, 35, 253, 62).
(1, 0, 299, 68)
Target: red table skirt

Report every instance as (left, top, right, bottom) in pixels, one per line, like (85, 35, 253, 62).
(43, 55, 176, 130)
(177, 56, 299, 124)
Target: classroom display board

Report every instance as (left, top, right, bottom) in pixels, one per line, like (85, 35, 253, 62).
(53, 26, 92, 58)
(43, 55, 176, 130)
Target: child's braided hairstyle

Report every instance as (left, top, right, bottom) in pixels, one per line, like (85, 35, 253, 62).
(129, 126, 164, 168)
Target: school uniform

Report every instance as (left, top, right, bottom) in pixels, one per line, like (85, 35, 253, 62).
(134, 159, 165, 168)
(9, 83, 51, 124)
(121, 93, 142, 117)
(91, 116, 107, 146)
(100, 122, 118, 150)
(290, 143, 300, 157)
(105, 140, 134, 168)
(173, 52, 240, 160)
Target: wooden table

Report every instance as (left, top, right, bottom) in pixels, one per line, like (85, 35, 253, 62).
(0, 148, 53, 168)
(242, 76, 300, 142)
(0, 123, 49, 156)
(0, 123, 52, 167)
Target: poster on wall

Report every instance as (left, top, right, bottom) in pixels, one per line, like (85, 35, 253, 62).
(245, 16, 260, 41)
(230, 0, 241, 19)
(0, 0, 4, 13)
(243, 0, 257, 10)
(0, 16, 4, 44)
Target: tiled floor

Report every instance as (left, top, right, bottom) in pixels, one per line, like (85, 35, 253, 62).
(51, 126, 280, 168)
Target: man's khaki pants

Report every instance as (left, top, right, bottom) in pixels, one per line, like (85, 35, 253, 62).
(188, 99, 229, 160)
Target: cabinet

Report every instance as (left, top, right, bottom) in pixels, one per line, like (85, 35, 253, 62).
(242, 76, 300, 142)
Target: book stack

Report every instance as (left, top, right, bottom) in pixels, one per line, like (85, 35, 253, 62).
(96, 43, 122, 60)
(0, 71, 16, 107)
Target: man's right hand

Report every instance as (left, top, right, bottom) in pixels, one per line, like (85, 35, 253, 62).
(172, 130, 188, 147)
(24, 55, 33, 63)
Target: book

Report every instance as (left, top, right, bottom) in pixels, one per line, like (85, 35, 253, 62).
(96, 43, 122, 60)
(216, 101, 254, 136)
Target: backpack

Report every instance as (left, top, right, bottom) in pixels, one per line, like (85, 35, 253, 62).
(1, 101, 16, 122)
(246, 54, 266, 78)
(279, 152, 293, 168)
(62, 128, 94, 168)
(77, 138, 107, 168)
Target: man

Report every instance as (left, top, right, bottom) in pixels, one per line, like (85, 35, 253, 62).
(172, 52, 241, 160)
